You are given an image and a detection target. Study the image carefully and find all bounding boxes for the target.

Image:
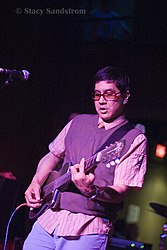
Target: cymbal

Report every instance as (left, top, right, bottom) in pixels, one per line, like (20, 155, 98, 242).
(149, 202, 167, 218)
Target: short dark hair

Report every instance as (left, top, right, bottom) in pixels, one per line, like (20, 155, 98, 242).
(94, 66, 130, 93)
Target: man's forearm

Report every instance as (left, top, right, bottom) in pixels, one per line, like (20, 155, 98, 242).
(32, 152, 61, 186)
(91, 185, 129, 203)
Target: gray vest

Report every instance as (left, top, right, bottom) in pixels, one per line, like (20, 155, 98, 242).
(58, 114, 142, 219)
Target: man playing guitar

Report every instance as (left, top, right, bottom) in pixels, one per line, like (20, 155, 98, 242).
(24, 66, 147, 250)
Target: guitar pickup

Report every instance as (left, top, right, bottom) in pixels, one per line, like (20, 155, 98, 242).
(50, 189, 61, 209)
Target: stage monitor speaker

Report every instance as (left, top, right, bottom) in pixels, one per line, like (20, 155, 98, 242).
(110, 237, 152, 250)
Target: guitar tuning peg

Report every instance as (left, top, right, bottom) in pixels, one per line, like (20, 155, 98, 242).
(106, 163, 111, 168)
(110, 161, 116, 166)
(115, 158, 120, 164)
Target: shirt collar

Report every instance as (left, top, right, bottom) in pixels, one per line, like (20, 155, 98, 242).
(98, 115, 126, 130)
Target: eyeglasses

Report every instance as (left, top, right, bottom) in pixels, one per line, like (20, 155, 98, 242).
(92, 90, 121, 101)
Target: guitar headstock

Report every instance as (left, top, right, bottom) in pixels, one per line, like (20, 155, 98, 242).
(96, 139, 125, 165)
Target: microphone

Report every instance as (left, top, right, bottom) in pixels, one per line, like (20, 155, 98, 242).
(0, 68, 30, 81)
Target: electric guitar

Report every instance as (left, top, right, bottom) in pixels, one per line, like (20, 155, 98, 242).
(29, 139, 125, 220)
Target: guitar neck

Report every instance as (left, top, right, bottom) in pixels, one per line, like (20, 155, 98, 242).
(84, 153, 99, 172)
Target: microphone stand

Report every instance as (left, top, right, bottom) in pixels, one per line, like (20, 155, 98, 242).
(0, 74, 13, 90)
(159, 222, 167, 250)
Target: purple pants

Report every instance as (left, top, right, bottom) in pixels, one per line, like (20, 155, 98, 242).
(23, 221, 109, 250)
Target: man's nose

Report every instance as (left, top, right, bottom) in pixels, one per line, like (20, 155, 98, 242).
(99, 95, 107, 102)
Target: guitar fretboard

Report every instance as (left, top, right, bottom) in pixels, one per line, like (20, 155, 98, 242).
(43, 153, 99, 194)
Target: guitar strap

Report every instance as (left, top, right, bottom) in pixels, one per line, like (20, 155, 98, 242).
(95, 122, 143, 157)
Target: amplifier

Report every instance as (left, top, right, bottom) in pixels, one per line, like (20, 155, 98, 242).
(110, 237, 152, 250)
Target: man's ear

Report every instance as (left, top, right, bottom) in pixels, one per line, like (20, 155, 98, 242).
(123, 91, 130, 104)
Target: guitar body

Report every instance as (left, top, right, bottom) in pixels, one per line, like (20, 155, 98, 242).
(29, 163, 70, 220)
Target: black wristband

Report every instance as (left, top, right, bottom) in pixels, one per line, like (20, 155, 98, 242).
(90, 189, 103, 200)
(90, 187, 114, 202)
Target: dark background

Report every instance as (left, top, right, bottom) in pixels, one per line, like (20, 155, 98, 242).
(0, 0, 166, 242)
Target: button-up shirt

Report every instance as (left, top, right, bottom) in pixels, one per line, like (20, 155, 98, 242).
(38, 116, 147, 236)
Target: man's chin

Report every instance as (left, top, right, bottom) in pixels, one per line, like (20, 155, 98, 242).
(100, 114, 112, 122)
(100, 114, 118, 123)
